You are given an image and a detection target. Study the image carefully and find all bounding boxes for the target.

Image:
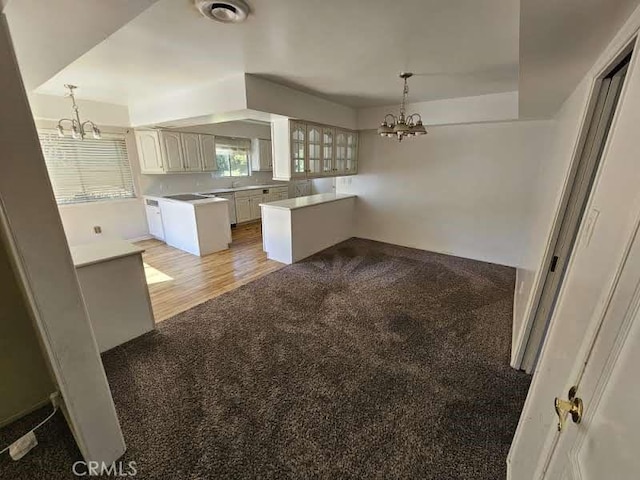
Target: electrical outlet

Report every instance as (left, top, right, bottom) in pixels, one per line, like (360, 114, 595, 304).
(93, 226, 102, 234)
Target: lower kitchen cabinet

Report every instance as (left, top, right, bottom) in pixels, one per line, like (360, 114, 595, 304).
(145, 199, 165, 240)
(235, 197, 252, 223)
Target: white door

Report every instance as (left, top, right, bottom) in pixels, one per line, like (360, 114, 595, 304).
(509, 38, 640, 480)
(235, 197, 251, 223)
(532, 222, 640, 480)
(135, 130, 164, 174)
(159, 131, 184, 172)
(181, 133, 202, 172)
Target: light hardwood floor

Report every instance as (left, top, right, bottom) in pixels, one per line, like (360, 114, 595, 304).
(136, 222, 285, 322)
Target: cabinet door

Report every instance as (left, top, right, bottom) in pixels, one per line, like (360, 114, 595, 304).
(250, 195, 262, 220)
(235, 197, 251, 223)
(145, 204, 164, 240)
(260, 139, 273, 170)
(159, 131, 184, 172)
(345, 131, 358, 174)
(199, 134, 217, 171)
(307, 125, 322, 177)
(322, 127, 335, 176)
(334, 130, 348, 175)
(135, 130, 164, 174)
(181, 133, 202, 172)
(290, 121, 307, 178)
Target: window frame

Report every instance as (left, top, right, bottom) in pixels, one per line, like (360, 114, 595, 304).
(214, 136, 252, 178)
(37, 129, 138, 206)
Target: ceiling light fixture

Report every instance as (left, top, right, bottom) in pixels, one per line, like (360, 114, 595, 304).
(56, 85, 101, 140)
(377, 73, 427, 142)
(195, 0, 249, 23)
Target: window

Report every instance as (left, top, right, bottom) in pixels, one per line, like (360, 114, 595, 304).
(215, 136, 251, 177)
(38, 131, 136, 205)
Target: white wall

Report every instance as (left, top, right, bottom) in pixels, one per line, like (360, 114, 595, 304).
(33, 116, 149, 246)
(357, 91, 518, 130)
(336, 121, 554, 267)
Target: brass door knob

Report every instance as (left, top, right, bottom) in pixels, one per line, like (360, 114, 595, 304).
(554, 386, 583, 432)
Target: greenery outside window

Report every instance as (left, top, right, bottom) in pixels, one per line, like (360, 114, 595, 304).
(215, 136, 251, 177)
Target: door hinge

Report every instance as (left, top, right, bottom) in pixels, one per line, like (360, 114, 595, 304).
(550, 255, 559, 272)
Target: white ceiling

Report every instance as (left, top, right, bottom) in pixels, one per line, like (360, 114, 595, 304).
(519, 0, 640, 118)
(35, 0, 520, 108)
(4, 0, 159, 90)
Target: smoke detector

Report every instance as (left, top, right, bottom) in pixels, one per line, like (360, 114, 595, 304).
(195, 0, 250, 23)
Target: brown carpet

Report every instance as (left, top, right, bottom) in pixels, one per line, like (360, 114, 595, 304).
(0, 238, 530, 479)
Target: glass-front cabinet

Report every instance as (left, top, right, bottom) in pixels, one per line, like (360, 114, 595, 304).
(322, 127, 334, 175)
(307, 125, 322, 176)
(276, 119, 358, 181)
(290, 121, 307, 178)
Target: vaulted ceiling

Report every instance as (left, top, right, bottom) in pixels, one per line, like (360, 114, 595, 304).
(5, 0, 640, 119)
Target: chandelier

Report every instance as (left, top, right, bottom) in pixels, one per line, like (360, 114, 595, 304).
(377, 73, 427, 141)
(56, 85, 101, 140)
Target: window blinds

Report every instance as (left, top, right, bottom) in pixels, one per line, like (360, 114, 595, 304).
(38, 131, 136, 205)
(214, 136, 251, 150)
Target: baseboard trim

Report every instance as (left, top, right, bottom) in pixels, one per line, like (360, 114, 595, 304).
(0, 397, 51, 429)
(128, 234, 153, 243)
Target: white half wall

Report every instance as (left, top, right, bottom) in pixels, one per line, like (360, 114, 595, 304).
(336, 121, 554, 267)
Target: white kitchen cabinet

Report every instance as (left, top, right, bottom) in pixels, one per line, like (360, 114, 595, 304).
(251, 138, 272, 172)
(307, 124, 322, 176)
(272, 119, 357, 181)
(181, 133, 202, 172)
(250, 195, 262, 219)
(322, 127, 335, 175)
(290, 121, 307, 179)
(159, 131, 184, 172)
(135, 129, 217, 174)
(135, 130, 164, 174)
(235, 197, 252, 223)
(144, 198, 165, 240)
(216, 193, 236, 224)
(200, 134, 217, 171)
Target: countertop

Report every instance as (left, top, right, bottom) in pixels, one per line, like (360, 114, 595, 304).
(70, 240, 145, 268)
(260, 193, 356, 211)
(144, 194, 229, 206)
(198, 184, 289, 195)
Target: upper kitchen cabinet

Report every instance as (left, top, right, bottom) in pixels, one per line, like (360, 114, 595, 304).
(135, 130, 164, 174)
(159, 131, 185, 172)
(135, 129, 217, 174)
(271, 118, 358, 181)
(199, 134, 217, 172)
(250, 138, 272, 172)
(181, 133, 202, 172)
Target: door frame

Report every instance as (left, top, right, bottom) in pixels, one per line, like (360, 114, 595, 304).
(508, 4, 640, 476)
(512, 30, 640, 371)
